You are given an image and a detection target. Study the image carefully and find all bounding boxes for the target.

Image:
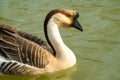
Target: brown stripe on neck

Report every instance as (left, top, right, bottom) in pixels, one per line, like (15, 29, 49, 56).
(44, 9, 74, 56)
(44, 9, 59, 56)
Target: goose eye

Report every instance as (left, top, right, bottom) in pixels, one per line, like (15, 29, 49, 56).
(74, 12, 79, 19)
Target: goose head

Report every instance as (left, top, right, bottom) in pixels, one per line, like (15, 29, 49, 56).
(44, 8, 83, 32)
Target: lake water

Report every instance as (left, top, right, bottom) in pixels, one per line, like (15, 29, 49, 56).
(0, 0, 120, 80)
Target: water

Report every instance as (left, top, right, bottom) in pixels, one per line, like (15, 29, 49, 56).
(0, 0, 120, 80)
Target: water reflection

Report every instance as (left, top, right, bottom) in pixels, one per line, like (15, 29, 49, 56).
(0, 66, 76, 80)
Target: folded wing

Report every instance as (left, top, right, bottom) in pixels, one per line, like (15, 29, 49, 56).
(0, 25, 53, 69)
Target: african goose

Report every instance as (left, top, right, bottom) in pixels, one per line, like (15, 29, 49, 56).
(0, 8, 83, 75)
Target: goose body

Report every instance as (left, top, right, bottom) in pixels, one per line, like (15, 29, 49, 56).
(0, 9, 83, 75)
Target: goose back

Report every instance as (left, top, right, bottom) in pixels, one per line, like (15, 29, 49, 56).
(0, 25, 54, 68)
(17, 30, 53, 54)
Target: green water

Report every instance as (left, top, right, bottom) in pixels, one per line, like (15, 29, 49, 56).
(0, 0, 120, 80)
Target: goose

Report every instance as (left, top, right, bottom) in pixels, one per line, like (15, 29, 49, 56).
(0, 8, 83, 75)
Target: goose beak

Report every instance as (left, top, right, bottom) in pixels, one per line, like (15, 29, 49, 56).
(71, 19, 83, 32)
(71, 12, 83, 32)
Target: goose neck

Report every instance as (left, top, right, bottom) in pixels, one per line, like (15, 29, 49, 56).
(44, 17, 76, 68)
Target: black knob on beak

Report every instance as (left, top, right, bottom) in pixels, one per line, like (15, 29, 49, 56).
(71, 12, 83, 32)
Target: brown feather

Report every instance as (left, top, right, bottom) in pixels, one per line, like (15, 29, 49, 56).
(0, 25, 53, 68)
